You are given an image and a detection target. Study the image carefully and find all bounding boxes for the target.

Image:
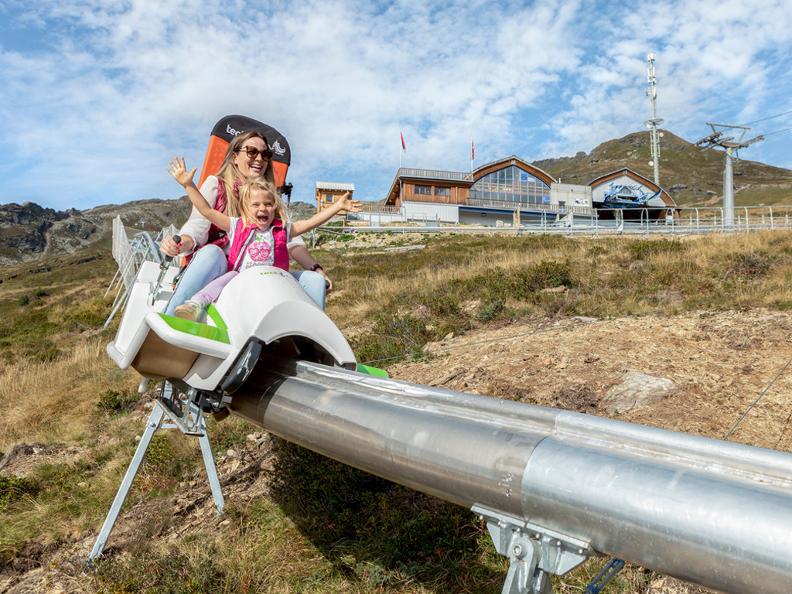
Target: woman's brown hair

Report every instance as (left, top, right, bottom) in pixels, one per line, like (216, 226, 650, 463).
(215, 130, 276, 217)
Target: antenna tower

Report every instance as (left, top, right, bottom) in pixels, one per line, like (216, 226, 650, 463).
(645, 53, 663, 185)
(695, 123, 764, 227)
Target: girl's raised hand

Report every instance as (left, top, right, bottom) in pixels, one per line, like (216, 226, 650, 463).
(168, 157, 197, 188)
(336, 192, 363, 213)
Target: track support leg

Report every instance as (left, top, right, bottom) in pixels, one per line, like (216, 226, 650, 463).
(88, 404, 164, 563)
(472, 505, 593, 594)
(88, 383, 225, 564)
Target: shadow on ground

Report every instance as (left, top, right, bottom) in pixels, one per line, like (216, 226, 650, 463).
(268, 438, 506, 592)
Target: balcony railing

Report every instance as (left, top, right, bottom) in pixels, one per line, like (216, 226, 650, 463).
(466, 198, 595, 215)
(360, 203, 402, 214)
(398, 167, 474, 182)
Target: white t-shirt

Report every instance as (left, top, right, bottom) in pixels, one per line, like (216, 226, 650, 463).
(178, 175, 305, 253)
(227, 217, 292, 271)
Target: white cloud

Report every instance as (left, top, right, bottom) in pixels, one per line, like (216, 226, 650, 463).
(0, 0, 790, 208)
(543, 0, 792, 158)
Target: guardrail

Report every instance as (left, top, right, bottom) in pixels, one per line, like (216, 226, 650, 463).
(397, 167, 474, 182)
(335, 205, 792, 235)
(466, 198, 595, 215)
(103, 217, 178, 328)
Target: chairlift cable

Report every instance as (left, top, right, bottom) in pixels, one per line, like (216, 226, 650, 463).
(740, 109, 792, 127)
(760, 126, 792, 138)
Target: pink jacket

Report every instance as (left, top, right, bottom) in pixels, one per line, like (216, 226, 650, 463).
(227, 218, 289, 272)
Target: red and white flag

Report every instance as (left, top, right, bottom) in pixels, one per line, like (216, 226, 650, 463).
(400, 131, 406, 151)
(471, 139, 475, 161)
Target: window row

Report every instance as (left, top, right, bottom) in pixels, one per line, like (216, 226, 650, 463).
(414, 185, 450, 197)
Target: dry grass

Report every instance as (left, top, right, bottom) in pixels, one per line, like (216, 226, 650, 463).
(319, 231, 792, 362)
(0, 339, 137, 451)
(1, 230, 790, 592)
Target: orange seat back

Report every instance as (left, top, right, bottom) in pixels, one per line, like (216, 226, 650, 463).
(198, 115, 291, 188)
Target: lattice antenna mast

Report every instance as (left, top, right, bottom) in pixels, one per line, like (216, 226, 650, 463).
(645, 53, 664, 185)
(695, 122, 764, 226)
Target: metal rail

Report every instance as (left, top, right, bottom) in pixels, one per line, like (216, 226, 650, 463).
(228, 358, 792, 594)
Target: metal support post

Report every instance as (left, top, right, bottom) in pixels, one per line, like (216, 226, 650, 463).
(88, 404, 164, 563)
(88, 382, 224, 564)
(472, 505, 592, 594)
(198, 416, 225, 513)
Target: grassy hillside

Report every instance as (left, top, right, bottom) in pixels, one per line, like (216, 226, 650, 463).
(533, 130, 792, 207)
(1, 230, 791, 592)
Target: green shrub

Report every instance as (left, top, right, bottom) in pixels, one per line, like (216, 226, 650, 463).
(96, 389, 138, 416)
(724, 251, 774, 279)
(476, 299, 505, 322)
(353, 313, 432, 363)
(513, 260, 573, 295)
(17, 295, 29, 306)
(0, 475, 37, 512)
(627, 239, 687, 260)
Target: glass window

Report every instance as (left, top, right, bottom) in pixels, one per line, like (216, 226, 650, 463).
(470, 165, 550, 206)
(325, 194, 334, 202)
(435, 186, 450, 197)
(415, 185, 432, 195)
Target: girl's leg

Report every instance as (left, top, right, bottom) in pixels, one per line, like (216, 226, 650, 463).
(192, 271, 238, 305)
(165, 245, 227, 315)
(291, 270, 327, 310)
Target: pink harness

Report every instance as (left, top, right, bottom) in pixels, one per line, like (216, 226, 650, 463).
(226, 218, 289, 272)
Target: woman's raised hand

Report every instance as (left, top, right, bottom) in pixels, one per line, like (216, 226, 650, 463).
(336, 192, 363, 214)
(168, 157, 197, 188)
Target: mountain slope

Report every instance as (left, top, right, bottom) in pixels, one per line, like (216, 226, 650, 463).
(0, 199, 317, 266)
(533, 130, 792, 206)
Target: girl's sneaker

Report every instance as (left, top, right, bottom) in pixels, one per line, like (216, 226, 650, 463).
(173, 300, 206, 322)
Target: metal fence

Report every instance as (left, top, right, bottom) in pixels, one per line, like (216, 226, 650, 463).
(338, 205, 792, 235)
(103, 217, 177, 328)
(397, 167, 474, 182)
(466, 197, 595, 216)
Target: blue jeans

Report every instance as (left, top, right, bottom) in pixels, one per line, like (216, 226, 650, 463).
(165, 244, 327, 313)
(291, 270, 327, 310)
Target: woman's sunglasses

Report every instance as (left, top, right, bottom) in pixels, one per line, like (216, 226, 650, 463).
(236, 146, 273, 161)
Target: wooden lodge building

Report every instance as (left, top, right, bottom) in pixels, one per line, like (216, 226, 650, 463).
(315, 181, 355, 211)
(375, 157, 675, 226)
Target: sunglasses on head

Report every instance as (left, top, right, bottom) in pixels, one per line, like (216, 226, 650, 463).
(236, 146, 272, 160)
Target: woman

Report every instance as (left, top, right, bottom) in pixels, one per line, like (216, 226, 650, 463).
(161, 130, 332, 314)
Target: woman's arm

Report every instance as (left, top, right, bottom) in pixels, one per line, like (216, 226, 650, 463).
(291, 192, 362, 237)
(178, 176, 219, 250)
(160, 233, 194, 257)
(168, 157, 231, 233)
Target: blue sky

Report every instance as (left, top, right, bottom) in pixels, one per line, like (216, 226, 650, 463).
(1, 0, 791, 210)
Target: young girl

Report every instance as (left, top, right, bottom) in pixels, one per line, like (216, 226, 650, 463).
(167, 156, 361, 320)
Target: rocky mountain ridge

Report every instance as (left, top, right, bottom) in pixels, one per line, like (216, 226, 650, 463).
(0, 198, 316, 266)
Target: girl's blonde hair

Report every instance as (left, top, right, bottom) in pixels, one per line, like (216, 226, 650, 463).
(215, 130, 276, 217)
(239, 179, 288, 227)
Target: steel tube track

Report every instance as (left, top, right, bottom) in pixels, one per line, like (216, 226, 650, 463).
(228, 359, 792, 593)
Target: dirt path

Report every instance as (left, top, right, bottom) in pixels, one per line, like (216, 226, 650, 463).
(390, 309, 792, 451)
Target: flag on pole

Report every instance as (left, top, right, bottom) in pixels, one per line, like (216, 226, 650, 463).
(471, 139, 475, 161)
(400, 131, 406, 151)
